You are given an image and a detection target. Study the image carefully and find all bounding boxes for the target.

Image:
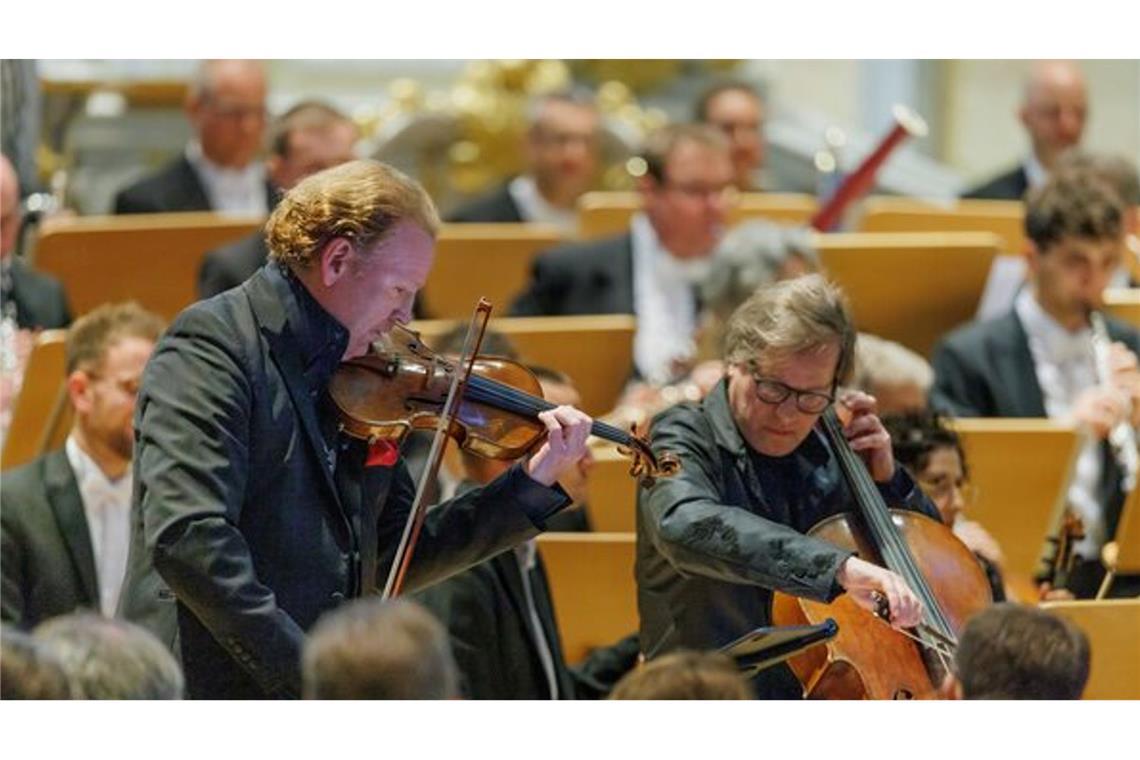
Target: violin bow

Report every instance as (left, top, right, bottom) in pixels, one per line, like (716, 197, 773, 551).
(380, 298, 493, 600)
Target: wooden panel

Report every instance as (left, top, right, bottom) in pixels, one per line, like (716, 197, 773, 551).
(409, 315, 635, 417)
(950, 419, 1082, 597)
(1, 331, 72, 470)
(584, 445, 638, 532)
(31, 212, 261, 321)
(858, 196, 1026, 253)
(1039, 599, 1140, 699)
(418, 223, 564, 319)
(1107, 482, 1140, 575)
(817, 231, 1001, 358)
(537, 532, 637, 665)
(1104, 288, 1140, 330)
(577, 191, 817, 240)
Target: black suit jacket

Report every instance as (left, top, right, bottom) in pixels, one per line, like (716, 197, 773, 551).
(197, 232, 268, 300)
(3, 258, 72, 329)
(415, 483, 576, 700)
(509, 234, 634, 317)
(113, 155, 276, 215)
(1, 449, 100, 629)
(930, 310, 1140, 540)
(118, 264, 568, 699)
(447, 183, 523, 223)
(963, 165, 1029, 201)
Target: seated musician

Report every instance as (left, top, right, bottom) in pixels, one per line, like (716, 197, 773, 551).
(117, 160, 593, 699)
(637, 274, 937, 699)
(931, 168, 1140, 598)
(884, 411, 1009, 602)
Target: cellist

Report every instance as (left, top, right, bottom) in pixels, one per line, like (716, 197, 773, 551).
(637, 274, 937, 699)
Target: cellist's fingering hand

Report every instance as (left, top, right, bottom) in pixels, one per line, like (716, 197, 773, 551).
(838, 390, 895, 483)
(524, 405, 594, 488)
(837, 556, 924, 630)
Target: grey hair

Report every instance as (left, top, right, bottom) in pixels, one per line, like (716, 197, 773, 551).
(850, 332, 934, 393)
(188, 59, 266, 102)
(33, 613, 184, 700)
(526, 88, 599, 131)
(702, 220, 819, 321)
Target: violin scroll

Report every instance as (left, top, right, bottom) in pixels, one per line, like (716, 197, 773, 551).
(618, 424, 681, 488)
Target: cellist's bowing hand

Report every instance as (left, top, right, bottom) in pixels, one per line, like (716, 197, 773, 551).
(524, 405, 594, 488)
(836, 556, 924, 630)
(838, 390, 895, 483)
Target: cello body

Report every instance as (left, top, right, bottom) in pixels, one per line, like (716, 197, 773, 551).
(772, 509, 992, 699)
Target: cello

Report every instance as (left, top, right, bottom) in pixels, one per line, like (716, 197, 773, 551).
(772, 407, 992, 699)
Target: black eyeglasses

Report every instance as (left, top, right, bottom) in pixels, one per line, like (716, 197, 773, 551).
(747, 364, 834, 414)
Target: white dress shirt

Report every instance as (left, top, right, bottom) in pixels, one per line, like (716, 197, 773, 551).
(1015, 290, 1105, 558)
(65, 435, 133, 616)
(630, 213, 711, 385)
(1023, 151, 1049, 193)
(185, 141, 268, 216)
(508, 175, 578, 237)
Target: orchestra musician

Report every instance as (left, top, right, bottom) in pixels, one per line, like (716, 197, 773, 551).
(117, 159, 593, 699)
(636, 274, 938, 699)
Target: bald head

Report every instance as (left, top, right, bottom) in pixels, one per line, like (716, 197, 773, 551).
(186, 59, 268, 169)
(1, 154, 21, 259)
(1020, 61, 1088, 170)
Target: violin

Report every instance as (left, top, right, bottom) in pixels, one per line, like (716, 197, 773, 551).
(328, 322, 681, 487)
(771, 407, 992, 699)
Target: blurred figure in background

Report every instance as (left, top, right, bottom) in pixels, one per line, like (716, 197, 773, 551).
(695, 79, 767, 193)
(850, 333, 933, 416)
(609, 650, 752, 700)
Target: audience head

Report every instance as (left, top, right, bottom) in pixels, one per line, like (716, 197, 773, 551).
(948, 603, 1090, 700)
(637, 124, 734, 260)
(723, 275, 855, 457)
(850, 333, 933, 416)
(610, 650, 752, 700)
(531, 364, 594, 506)
(695, 79, 765, 191)
(186, 59, 269, 170)
(525, 90, 601, 209)
(883, 410, 970, 526)
(33, 613, 184, 699)
(266, 159, 440, 360)
(303, 598, 459, 699)
(267, 100, 359, 192)
(1, 153, 21, 260)
(1, 626, 73, 699)
(65, 302, 165, 472)
(1020, 61, 1088, 171)
(1025, 168, 1125, 327)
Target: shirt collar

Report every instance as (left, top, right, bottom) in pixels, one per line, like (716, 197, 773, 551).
(630, 213, 714, 284)
(507, 175, 578, 236)
(1024, 151, 1049, 191)
(1014, 287, 1091, 363)
(65, 435, 132, 496)
(266, 262, 350, 391)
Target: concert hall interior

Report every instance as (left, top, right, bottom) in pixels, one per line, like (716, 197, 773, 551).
(2, 51, 1139, 719)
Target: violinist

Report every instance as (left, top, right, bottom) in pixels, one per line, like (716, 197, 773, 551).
(118, 159, 593, 699)
(636, 274, 939, 699)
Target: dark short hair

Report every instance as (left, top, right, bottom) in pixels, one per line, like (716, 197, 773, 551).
(640, 123, 730, 184)
(694, 79, 762, 122)
(303, 598, 459, 699)
(1025, 168, 1124, 251)
(1055, 151, 1140, 206)
(1, 627, 73, 699)
(270, 100, 353, 159)
(65, 301, 165, 375)
(527, 363, 572, 387)
(610, 650, 752, 700)
(33, 613, 184, 699)
(954, 604, 1090, 700)
(883, 410, 967, 480)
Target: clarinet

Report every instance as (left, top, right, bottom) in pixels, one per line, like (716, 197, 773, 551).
(1089, 310, 1139, 492)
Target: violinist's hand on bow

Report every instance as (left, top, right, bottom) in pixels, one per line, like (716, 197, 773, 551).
(524, 405, 594, 488)
(837, 556, 924, 630)
(837, 390, 895, 483)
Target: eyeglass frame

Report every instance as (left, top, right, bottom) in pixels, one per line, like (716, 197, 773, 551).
(745, 360, 836, 415)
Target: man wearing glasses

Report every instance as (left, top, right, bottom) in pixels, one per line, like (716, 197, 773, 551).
(636, 275, 938, 699)
(114, 59, 273, 215)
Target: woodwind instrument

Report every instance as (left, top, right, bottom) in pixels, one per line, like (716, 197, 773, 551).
(810, 105, 928, 232)
(1089, 310, 1139, 492)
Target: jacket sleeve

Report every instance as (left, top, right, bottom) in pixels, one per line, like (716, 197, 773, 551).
(0, 500, 27, 627)
(134, 310, 305, 697)
(639, 408, 852, 604)
(508, 252, 565, 317)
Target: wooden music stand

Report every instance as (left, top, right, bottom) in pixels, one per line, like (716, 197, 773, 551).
(584, 444, 639, 532)
(1038, 598, 1140, 699)
(857, 196, 1026, 253)
(1096, 482, 1140, 599)
(1103, 288, 1140, 331)
(1, 330, 72, 471)
(536, 532, 637, 665)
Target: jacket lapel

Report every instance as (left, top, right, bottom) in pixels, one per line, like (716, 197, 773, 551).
(44, 450, 100, 605)
(173, 155, 213, 211)
(994, 312, 1047, 417)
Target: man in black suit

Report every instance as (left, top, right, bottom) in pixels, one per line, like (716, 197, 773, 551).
(117, 159, 593, 699)
(2, 303, 164, 629)
(113, 60, 274, 215)
(964, 61, 1088, 200)
(197, 101, 359, 299)
(933, 169, 1140, 597)
(1, 154, 70, 330)
(448, 90, 600, 236)
(510, 123, 734, 384)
